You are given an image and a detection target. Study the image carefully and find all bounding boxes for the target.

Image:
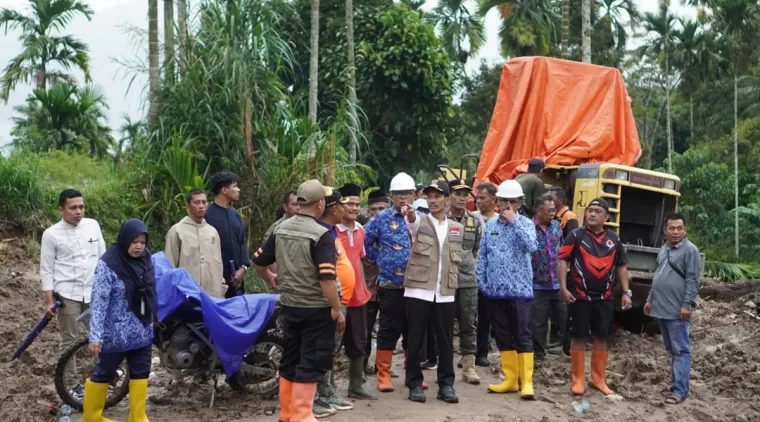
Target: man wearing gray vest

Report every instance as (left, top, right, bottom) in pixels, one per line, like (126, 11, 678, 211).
(405, 180, 463, 404)
(253, 179, 345, 422)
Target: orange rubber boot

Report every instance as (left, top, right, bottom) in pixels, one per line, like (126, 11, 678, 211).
(588, 350, 616, 396)
(570, 351, 586, 396)
(376, 350, 395, 392)
(279, 377, 294, 422)
(291, 382, 320, 422)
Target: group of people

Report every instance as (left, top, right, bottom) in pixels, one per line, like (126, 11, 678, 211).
(39, 161, 701, 422)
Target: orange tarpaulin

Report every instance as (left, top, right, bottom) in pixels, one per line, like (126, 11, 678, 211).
(475, 57, 642, 185)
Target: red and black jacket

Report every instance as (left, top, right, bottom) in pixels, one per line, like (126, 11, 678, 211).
(558, 227, 628, 301)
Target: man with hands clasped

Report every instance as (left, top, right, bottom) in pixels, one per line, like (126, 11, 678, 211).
(558, 198, 631, 399)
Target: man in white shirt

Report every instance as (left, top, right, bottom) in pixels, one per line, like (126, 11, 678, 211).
(40, 189, 106, 399)
(404, 181, 464, 404)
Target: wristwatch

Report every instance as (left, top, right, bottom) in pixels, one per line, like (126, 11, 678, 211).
(623, 290, 633, 297)
(241, 265, 249, 273)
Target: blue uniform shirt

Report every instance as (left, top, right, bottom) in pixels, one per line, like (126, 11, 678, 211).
(364, 206, 414, 288)
(477, 214, 538, 300)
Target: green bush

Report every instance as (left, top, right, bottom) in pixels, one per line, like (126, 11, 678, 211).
(0, 153, 50, 231)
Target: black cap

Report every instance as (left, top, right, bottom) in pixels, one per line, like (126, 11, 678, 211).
(324, 187, 347, 207)
(448, 178, 471, 192)
(528, 158, 545, 173)
(415, 183, 426, 193)
(368, 189, 389, 205)
(339, 183, 361, 198)
(423, 180, 450, 197)
(587, 197, 610, 212)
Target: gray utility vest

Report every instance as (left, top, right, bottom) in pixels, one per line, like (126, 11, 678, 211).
(403, 216, 464, 296)
(273, 214, 331, 308)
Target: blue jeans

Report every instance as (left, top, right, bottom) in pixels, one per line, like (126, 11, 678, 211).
(658, 319, 691, 398)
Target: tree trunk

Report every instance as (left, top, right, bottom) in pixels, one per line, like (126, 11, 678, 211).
(561, 0, 570, 57)
(37, 61, 46, 90)
(308, 0, 320, 125)
(689, 94, 694, 144)
(164, 0, 175, 84)
(149, 0, 160, 124)
(346, 0, 358, 162)
(177, 0, 187, 74)
(664, 1, 672, 174)
(734, 72, 739, 257)
(581, 0, 590, 63)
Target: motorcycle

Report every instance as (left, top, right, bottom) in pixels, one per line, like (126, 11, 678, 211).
(54, 295, 284, 411)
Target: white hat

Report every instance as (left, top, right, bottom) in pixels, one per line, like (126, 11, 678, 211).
(389, 172, 416, 192)
(496, 180, 524, 199)
(413, 198, 429, 210)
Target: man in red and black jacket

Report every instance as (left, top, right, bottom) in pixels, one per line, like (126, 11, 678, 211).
(558, 198, 632, 399)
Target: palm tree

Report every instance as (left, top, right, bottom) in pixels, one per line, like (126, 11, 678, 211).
(596, 0, 639, 54)
(712, 0, 760, 257)
(426, 0, 486, 64)
(177, 0, 187, 74)
(346, 0, 358, 162)
(637, 4, 677, 173)
(149, 0, 160, 124)
(581, 0, 590, 62)
(164, 0, 175, 84)
(479, 0, 560, 57)
(11, 82, 114, 157)
(308, 0, 319, 124)
(0, 0, 93, 102)
(671, 18, 724, 143)
(118, 113, 146, 156)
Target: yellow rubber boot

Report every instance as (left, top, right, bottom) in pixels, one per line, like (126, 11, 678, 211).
(127, 379, 150, 422)
(518, 353, 535, 400)
(83, 379, 117, 422)
(487, 351, 518, 393)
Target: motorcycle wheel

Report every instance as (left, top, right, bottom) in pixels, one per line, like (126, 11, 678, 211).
(228, 332, 284, 399)
(54, 337, 131, 411)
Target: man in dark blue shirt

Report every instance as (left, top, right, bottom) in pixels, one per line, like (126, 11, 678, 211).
(205, 171, 250, 298)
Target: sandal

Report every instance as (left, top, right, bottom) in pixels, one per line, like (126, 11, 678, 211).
(664, 394, 685, 405)
(659, 387, 674, 398)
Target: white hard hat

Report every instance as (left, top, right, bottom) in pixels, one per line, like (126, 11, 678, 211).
(496, 180, 524, 199)
(389, 172, 416, 192)
(413, 198, 429, 210)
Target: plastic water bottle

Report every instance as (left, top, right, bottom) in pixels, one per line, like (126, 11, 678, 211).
(571, 401, 583, 413)
(59, 417, 71, 422)
(581, 400, 591, 411)
(60, 405, 72, 416)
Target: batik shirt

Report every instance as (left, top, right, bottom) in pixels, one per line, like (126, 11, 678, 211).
(364, 206, 418, 289)
(477, 215, 538, 300)
(532, 219, 562, 291)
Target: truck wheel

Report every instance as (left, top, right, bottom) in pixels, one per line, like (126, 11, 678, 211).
(644, 318, 661, 336)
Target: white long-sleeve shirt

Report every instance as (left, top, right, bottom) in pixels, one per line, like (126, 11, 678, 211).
(404, 213, 455, 303)
(40, 218, 106, 303)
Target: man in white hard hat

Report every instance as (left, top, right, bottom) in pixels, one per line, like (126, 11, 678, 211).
(476, 180, 538, 400)
(364, 172, 420, 393)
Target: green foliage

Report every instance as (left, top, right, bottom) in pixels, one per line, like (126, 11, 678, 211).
(425, 0, 486, 64)
(10, 82, 115, 157)
(704, 261, 760, 282)
(0, 0, 93, 101)
(0, 153, 48, 229)
(479, 0, 559, 57)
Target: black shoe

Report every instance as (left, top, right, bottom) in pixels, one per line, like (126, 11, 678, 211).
(457, 357, 463, 368)
(437, 385, 459, 403)
(409, 386, 426, 403)
(475, 356, 490, 367)
(421, 360, 438, 370)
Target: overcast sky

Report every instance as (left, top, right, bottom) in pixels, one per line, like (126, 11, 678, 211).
(0, 0, 695, 150)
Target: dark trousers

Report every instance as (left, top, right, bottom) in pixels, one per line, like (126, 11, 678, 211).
(344, 305, 368, 359)
(280, 305, 336, 383)
(377, 288, 407, 351)
(421, 317, 437, 364)
(405, 298, 455, 389)
(531, 290, 567, 358)
(364, 299, 380, 357)
(476, 292, 493, 359)
(456, 287, 478, 356)
(489, 299, 533, 353)
(91, 344, 152, 383)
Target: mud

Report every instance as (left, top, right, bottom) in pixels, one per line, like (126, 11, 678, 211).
(2, 239, 759, 421)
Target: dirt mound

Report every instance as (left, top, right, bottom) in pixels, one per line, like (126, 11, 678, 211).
(0, 241, 62, 421)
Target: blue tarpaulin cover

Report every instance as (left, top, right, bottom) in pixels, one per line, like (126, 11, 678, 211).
(152, 252, 277, 377)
